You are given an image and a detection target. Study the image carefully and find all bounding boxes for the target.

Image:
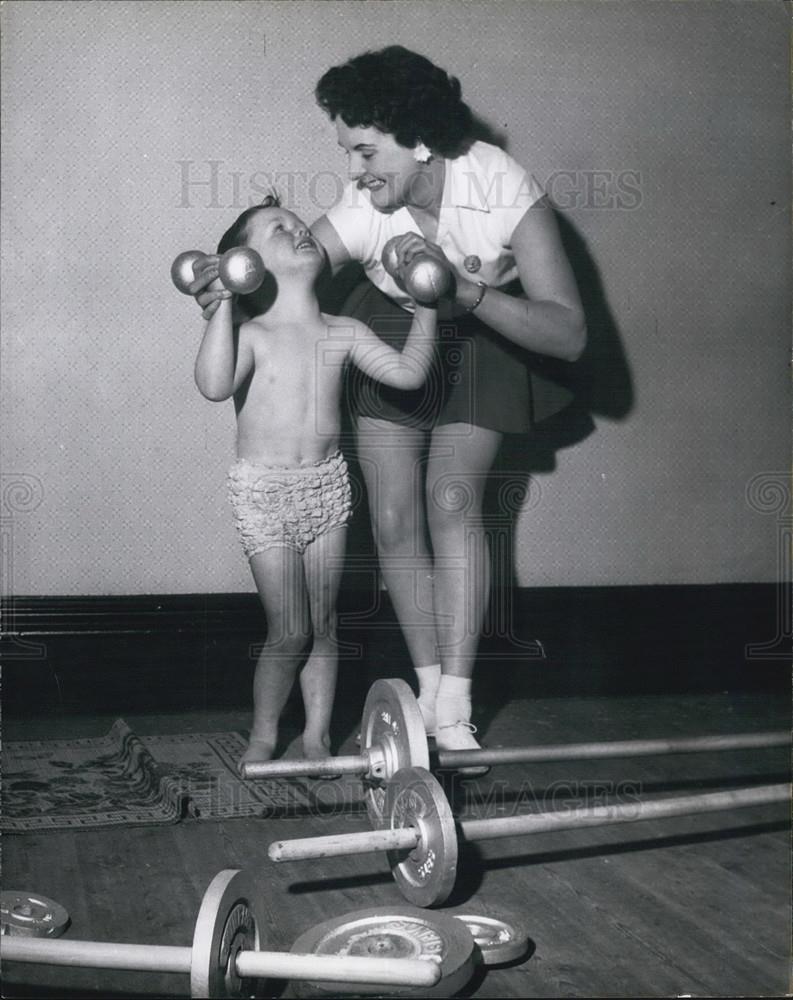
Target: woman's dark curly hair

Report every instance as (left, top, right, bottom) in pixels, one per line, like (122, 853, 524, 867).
(315, 46, 473, 157)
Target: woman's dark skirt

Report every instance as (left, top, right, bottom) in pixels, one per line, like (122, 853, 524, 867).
(342, 281, 573, 434)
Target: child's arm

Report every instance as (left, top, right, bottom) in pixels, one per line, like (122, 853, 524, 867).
(194, 297, 254, 401)
(346, 305, 437, 390)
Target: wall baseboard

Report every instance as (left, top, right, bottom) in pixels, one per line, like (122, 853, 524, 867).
(2, 584, 787, 715)
(1, 582, 784, 637)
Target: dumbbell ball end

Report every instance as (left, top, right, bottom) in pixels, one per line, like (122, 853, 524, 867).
(404, 258, 451, 303)
(218, 247, 266, 295)
(171, 251, 207, 295)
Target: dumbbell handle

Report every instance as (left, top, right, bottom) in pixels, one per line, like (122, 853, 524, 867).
(1, 936, 440, 987)
(267, 783, 790, 862)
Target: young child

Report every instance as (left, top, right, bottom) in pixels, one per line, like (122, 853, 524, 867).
(194, 196, 438, 772)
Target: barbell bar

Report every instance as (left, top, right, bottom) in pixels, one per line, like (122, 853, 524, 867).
(243, 677, 788, 779)
(268, 768, 790, 908)
(246, 729, 789, 777)
(0, 869, 440, 996)
(431, 730, 790, 769)
(0, 937, 440, 984)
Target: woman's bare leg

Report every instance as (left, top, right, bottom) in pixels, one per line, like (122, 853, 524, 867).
(426, 422, 502, 762)
(355, 417, 440, 722)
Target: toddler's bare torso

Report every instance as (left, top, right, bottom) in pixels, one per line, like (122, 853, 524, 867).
(234, 313, 351, 466)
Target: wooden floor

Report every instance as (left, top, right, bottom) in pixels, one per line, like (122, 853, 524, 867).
(2, 688, 790, 998)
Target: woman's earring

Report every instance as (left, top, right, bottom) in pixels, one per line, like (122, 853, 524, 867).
(413, 140, 432, 164)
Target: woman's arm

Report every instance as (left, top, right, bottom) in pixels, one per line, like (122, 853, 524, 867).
(395, 199, 587, 362)
(311, 214, 353, 275)
(194, 297, 254, 401)
(458, 198, 586, 361)
(346, 305, 437, 390)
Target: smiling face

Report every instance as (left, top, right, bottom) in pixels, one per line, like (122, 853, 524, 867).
(336, 121, 435, 214)
(244, 206, 323, 275)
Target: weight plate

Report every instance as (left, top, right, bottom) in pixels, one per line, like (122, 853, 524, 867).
(362, 679, 429, 828)
(452, 913, 530, 966)
(190, 869, 264, 999)
(289, 905, 475, 998)
(0, 892, 70, 938)
(384, 767, 458, 908)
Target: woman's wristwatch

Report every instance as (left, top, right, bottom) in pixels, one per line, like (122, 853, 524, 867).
(466, 280, 488, 313)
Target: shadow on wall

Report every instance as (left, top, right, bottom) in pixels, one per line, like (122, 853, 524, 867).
(474, 204, 635, 730)
(468, 112, 509, 152)
(519, 209, 635, 471)
(467, 109, 635, 464)
(484, 202, 634, 568)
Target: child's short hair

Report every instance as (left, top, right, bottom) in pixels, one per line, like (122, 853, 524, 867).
(216, 193, 281, 255)
(215, 194, 281, 318)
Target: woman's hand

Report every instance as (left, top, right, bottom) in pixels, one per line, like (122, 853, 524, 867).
(386, 232, 456, 306)
(389, 233, 453, 285)
(188, 254, 232, 321)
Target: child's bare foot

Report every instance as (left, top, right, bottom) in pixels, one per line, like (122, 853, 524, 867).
(238, 738, 276, 777)
(302, 735, 340, 780)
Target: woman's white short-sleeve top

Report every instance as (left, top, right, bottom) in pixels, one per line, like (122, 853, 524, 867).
(325, 141, 545, 312)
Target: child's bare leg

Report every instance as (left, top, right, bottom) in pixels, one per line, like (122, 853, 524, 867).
(300, 525, 347, 760)
(298, 633, 337, 760)
(241, 546, 311, 772)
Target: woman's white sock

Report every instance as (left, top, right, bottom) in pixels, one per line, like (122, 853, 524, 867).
(415, 664, 441, 731)
(414, 663, 441, 699)
(435, 675, 473, 727)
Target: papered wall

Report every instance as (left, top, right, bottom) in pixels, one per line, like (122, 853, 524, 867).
(1, 0, 788, 594)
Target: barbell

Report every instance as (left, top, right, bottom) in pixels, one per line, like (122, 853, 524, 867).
(243, 678, 789, 824)
(0, 869, 440, 997)
(246, 679, 430, 829)
(268, 766, 790, 908)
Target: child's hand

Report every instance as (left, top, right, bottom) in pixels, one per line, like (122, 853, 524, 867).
(188, 254, 232, 320)
(392, 232, 451, 278)
(383, 234, 453, 305)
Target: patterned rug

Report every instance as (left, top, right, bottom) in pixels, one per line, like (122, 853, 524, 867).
(2, 720, 313, 832)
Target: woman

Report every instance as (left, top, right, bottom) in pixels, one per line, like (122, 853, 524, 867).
(198, 46, 585, 762)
